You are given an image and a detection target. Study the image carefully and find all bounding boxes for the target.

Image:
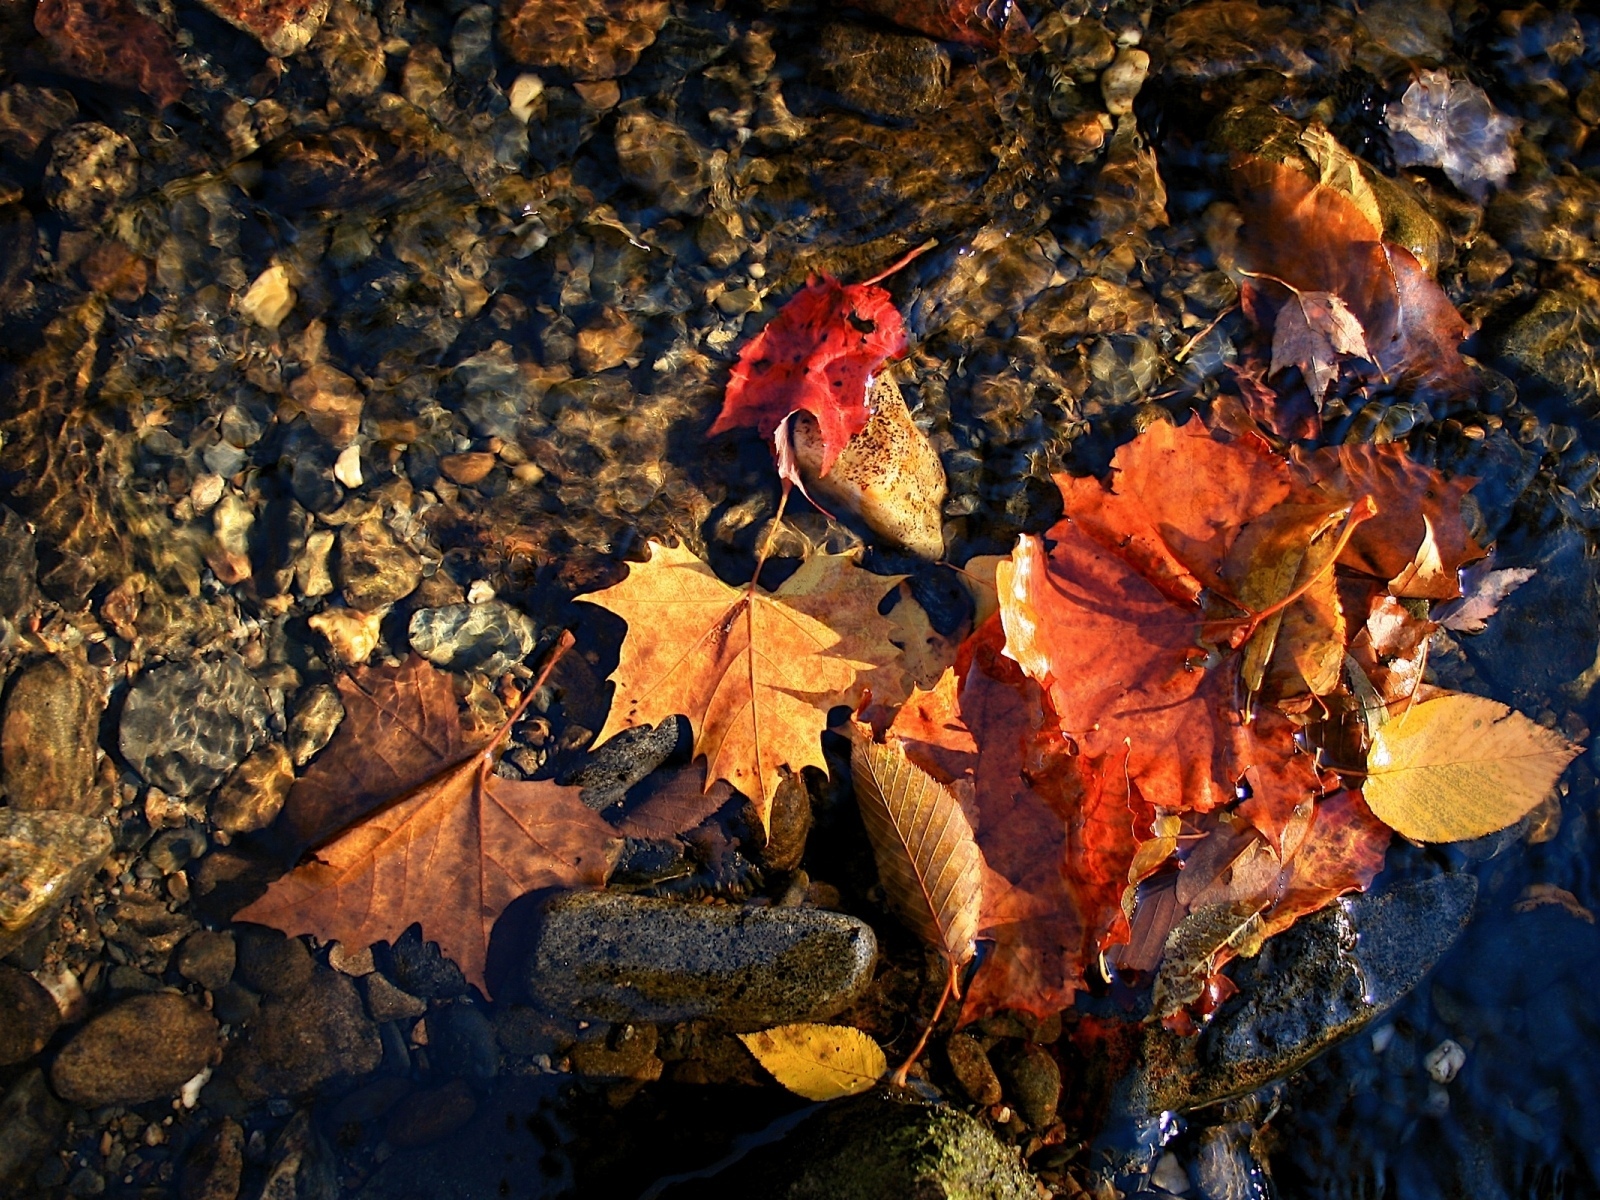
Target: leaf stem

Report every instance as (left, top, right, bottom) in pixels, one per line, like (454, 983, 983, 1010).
(748, 482, 793, 594)
(1235, 496, 1378, 640)
(863, 238, 939, 287)
(476, 630, 575, 788)
(890, 959, 956, 1089)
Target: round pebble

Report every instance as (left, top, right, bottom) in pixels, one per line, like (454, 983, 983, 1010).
(50, 993, 218, 1106)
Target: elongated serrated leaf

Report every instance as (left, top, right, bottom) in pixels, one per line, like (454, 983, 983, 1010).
(1365, 694, 1580, 842)
(738, 1024, 886, 1100)
(851, 733, 982, 975)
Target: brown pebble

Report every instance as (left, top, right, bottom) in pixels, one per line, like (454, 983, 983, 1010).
(945, 1032, 1002, 1105)
(0, 965, 61, 1065)
(50, 993, 218, 1106)
(439, 452, 498, 485)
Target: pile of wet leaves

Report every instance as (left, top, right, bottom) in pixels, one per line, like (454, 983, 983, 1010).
(3, 0, 1600, 1197)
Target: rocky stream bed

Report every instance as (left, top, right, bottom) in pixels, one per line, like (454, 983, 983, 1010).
(3, 0, 1600, 1197)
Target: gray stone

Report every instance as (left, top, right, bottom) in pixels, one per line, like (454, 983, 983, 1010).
(1, 651, 105, 815)
(0, 965, 60, 1065)
(560, 717, 683, 811)
(214, 969, 382, 1103)
(0, 1070, 64, 1190)
(407, 601, 538, 678)
(613, 109, 709, 216)
(50, 993, 218, 1106)
(1001, 1043, 1061, 1129)
(176, 930, 237, 992)
(0, 808, 112, 957)
(383, 1078, 478, 1148)
(43, 122, 139, 228)
(120, 655, 270, 798)
(1122, 875, 1478, 1115)
(234, 927, 314, 999)
(524, 891, 876, 1031)
(361, 972, 426, 1023)
(338, 517, 422, 610)
(658, 1093, 1038, 1200)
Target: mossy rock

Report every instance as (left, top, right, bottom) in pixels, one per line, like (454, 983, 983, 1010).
(664, 1092, 1038, 1200)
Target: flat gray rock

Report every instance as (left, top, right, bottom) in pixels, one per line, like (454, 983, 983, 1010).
(524, 891, 876, 1030)
(119, 654, 270, 797)
(0, 808, 112, 957)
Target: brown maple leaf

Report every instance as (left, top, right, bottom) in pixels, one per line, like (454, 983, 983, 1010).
(238, 638, 618, 993)
(577, 542, 900, 836)
(1268, 289, 1370, 402)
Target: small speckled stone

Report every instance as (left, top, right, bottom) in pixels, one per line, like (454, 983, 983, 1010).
(792, 373, 946, 560)
(945, 1032, 1002, 1106)
(0, 809, 112, 956)
(1001, 1043, 1061, 1128)
(50, 993, 218, 1106)
(120, 655, 270, 798)
(407, 601, 538, 677)
(43, 122, 139, 228)
(1, 651, 105, 816)
(524, 891, 876, 1031)
(338, 517, 422, 610)
(0, 965, 60, 1065)
(212, 742, 294, 834)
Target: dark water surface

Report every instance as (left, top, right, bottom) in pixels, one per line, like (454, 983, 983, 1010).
(2, 0, 1600, 1197)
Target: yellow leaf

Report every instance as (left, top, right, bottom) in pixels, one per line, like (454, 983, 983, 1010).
(772, 550, 909, 709)
(1365, 694, 1580, 842)
(577, 542, 890, 836)
(738, 1023, 886, 1100)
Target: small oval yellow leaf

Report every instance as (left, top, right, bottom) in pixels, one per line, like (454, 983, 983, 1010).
(1365, 694, 1580, 843)
(737, 1023, 886, 1101)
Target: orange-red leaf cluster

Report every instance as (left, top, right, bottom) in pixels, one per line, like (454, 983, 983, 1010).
(888, 415, 1493, 1022)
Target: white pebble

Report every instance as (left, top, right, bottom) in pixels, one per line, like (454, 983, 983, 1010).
(466, 579, 496, 605)
(1152, 1151, 1190, 1194)
(179, 1066, 212, 1108)
(509, 73, 544, 124)
(1425, 1038, 1466, 1084)
(334, 444, 363, 489)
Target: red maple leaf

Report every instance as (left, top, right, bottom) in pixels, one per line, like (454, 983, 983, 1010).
(709, 268, 911, 477)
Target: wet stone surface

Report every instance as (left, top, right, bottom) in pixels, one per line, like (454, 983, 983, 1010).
(524, 891, 877, 1030)
(118, 655, 271, 798)
(407, 600, 538, 677)
(0, 651, 105, 816)
(49, 992, 218, 1107)
(0, 808, 113, 956)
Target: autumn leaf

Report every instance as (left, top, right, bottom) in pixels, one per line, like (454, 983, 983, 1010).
(1364, 694, 1580, 842)
(738, 1024, 886, 1101)
(1435, 565, 1537, 634)
(847, 0, 1032, 49)
(774, 549, 913, 710)
(578, 542, 898, 836)
(609, 763, 735, 840)
(1268, 290, 1370, 402)
(851, 732, 983, 978)
(1232, 155, 1473, 395)
(1294, 443, 1484, 598)
(279, 655, 466, 852)
(708, 272, 909, 477)
(238, 644, 618, 993)
(36, 0, 187, 109)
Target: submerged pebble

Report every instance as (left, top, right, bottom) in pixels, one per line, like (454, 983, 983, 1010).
(523, 890, 876, 1029)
